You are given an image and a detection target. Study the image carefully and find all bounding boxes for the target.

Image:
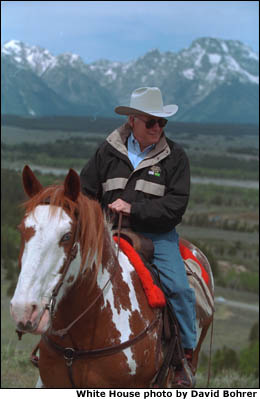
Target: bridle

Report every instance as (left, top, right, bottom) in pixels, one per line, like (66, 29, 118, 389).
(15, 202, 82, 340)
(15, 203, 119, 340)
(45, 219, 80, 320)
(46, 210, 119, 337)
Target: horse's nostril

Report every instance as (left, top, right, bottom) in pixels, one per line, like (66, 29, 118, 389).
(17, 321, 25, 330)
(18, 320, 34, 331)
(25, 320, 33, 330)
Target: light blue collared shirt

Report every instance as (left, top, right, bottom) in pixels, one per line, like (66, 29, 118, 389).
(127, 132, 155, 169)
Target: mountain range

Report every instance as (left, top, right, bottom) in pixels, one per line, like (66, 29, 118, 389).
(1, 37, 259, 124)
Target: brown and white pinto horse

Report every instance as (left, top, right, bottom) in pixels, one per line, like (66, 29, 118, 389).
(10, 165, 171, 388)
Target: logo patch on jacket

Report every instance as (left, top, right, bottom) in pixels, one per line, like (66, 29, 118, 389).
(148, 165, 161, 177)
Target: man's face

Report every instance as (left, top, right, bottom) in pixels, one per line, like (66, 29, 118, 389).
(129, 115, 167, 151)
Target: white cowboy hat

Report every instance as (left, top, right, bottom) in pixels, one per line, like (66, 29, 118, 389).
(114, 87, 178, 118)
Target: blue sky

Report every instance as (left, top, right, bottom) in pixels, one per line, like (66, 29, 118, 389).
(1, 1, 259, 63)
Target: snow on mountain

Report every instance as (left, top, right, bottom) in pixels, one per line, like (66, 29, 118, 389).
(2, 39, 86, 76)
(1, 37, 259, 123)
(2, 39, 56, 75)
(86, 37, 258, 106)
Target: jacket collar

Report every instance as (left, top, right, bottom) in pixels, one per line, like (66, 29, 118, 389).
(106, 123, 131, 157)
(106, 123, 171, 169)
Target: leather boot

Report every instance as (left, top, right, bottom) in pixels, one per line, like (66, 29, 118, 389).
(172, 348, 196, 388)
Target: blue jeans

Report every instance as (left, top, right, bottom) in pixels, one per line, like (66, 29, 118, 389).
(141, 228, 197, 349)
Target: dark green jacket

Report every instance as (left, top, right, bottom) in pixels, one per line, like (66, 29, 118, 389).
(80, 123, 190, 234)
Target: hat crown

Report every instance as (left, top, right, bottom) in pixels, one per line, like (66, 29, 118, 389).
(130, 87, 164, 113)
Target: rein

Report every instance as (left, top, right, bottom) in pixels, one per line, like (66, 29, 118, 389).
(50, 264, 118, 337)
(48, 213, 123, 337)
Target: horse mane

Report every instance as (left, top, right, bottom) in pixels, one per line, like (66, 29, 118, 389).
(22, 184, 105, 273)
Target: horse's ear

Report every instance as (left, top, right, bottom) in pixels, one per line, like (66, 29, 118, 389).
(22, 165, 43, 198)
(64, 169, 80, 202)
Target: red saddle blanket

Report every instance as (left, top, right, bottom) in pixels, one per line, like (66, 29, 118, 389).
(179, 241, 209, 286)
(113, 236, 210, 308)
(113, 236, 166, 308)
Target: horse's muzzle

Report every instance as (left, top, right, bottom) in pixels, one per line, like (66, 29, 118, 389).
(18, 320, 34, 331)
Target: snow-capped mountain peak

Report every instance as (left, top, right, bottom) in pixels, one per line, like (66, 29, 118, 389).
(2, 39, 56, 75)
(1, 37, 259, 123)
(2, 40, 88, 76)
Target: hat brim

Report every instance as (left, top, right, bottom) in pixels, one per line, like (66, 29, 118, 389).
(114, 104, 178, 118)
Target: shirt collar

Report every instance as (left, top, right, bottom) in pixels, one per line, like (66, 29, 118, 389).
(129, 132, 155, 153)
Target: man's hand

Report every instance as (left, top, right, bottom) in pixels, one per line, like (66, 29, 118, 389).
(108, 199, 131, 215)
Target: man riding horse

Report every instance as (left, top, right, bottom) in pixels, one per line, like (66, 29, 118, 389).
(80, 87, 197, 388)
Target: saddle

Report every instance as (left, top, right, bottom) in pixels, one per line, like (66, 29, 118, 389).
(112, 227, 215, 375)
(112, 228, 215, 323)
(112, 227, 154, 264)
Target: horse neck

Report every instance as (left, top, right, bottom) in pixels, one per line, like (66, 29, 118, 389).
(51, 228, 156, 349)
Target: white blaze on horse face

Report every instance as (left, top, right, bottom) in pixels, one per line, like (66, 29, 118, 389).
(10, 205, 81, 334)
(97, 248, 141, 376)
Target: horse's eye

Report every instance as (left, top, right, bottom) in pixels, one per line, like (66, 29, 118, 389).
(61, 233, 72, 242)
